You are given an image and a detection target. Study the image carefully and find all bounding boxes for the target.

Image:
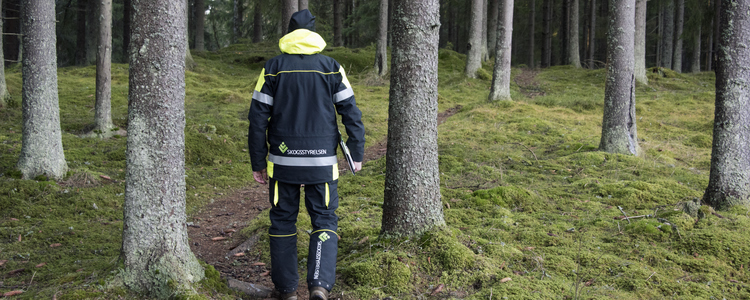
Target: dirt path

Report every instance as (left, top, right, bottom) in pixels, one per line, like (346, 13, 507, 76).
(187, 106, 461, 299)
(514, 68, 545, 98)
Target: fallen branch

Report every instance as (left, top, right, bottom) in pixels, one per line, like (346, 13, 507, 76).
(507, 143, 539, 164)
(617, 206, 631, 224)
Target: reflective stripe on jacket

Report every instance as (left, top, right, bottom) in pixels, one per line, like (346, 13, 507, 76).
(248, 29, 365, 184)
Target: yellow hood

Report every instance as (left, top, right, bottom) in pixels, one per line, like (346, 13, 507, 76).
(279, 29, 327, 55)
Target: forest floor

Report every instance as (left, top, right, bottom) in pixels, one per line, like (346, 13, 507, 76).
(187, 107, 463, 299)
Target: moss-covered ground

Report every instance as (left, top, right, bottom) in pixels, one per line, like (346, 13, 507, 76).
(1, 41, 748, 299)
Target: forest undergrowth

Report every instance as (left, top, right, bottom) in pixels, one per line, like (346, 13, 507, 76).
(0, 41, 748, 299)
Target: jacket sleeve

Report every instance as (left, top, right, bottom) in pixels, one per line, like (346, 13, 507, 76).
(333, 65, 365, 161)
(248, 68, 273, 171)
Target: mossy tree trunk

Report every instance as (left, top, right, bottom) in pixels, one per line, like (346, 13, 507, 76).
(465, 0, 483, 78)
(634, 0, 648, 84)
(660, 0, 674, 69)
(122, 0, 204, 296)
(18, 0, 68, 181)
(382, 0, 445, 237)
(195, 0, 205, 51)
(0, 0, 10, 108)
(489, 0, 513, 101)
(569, 0, 581, 68)
(672, 0, 684, 73)
(599, 0, 639, 156)
(703, 0, 750, 210)
(375, 0, 388, 77)
(93, 0, 114, 138)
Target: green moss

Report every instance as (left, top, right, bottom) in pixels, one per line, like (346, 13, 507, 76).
(342, 251, 412, 294)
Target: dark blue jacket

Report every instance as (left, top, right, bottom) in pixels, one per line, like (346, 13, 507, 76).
(248, 23, 365, 184)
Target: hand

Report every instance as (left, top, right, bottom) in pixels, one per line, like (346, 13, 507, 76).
(353, 161, 362, 172)
(253, 169, 268, 184)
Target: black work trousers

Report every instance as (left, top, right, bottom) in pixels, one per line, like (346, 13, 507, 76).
(268, 179, 339, 294)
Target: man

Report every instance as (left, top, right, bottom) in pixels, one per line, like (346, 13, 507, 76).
(247, 9, 365, 300)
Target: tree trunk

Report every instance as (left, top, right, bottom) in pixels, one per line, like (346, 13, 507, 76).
(489, 0, 513, 101)
(18, 0, 69, 180)
(706, 7, 713, 72)
(76, 0, 87, 65)
(253, 0, 263, 43)
(122, 0, 204, 296)
(661, 0, 674, 69)
(634, 0, 647, 84)
(599, 0, 639, 156)
(333, 0, 343, 46)
(86, 1, 98, 65)
(569, 0, 581, 67)
(712, 0, 720, 71)
(465, 0, 483, 77)
(530, 0, 536, 67)
(195, 0, 205, 50)
(703, 0, 750, 210)
(299, 0, 308, 10)
(482, 0, 490, 61)
(561, 0, 570, 65)
(93, 0, 114, 137)
(123, 0, 131, 61)
(382, 0, 445, 237)
(542, 0, 552, 67)
(488, 0, 499, 57)
(657, 0, 663, 68)
(672, 0, 684, 72)
(185, 0, 196, 70)
(2, 0, 21, 65)
(233, 0, 240, 43)
(691, 24, 701, 73)
(0, 0, 10, 108)
(375, 0, 388, 76)
(588, 0, 596, 69)
(282, 0, 298, 35)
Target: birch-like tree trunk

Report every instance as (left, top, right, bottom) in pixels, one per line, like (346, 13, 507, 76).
(599, 0, 639, 156)
(375, 0, 388, 77)
(122, 0, 204, 296)
(489, 0, 513, 101)
(299, 0, 308, 10)
(253, 0, 262, 43)
(93, 0, 114, 137)
(569, 0, 581, 67)
(634, 0, 648, 84)
(334, 0, 343, 46)
(195, 0, 205, 51)
(673, 0, 684, 72)
(692, 24, 701, 73)
(530, 0, 536, 67)
(703, 0, 750, 210)
(661, 0, 674, 69)
(0, 0, 10, 108)
(18, 0, 68, 180)
(466, 0, 483, 77)
(382, 0, 445, 237)
(282, 0, 298, 35)
(542, 0, 552, 67)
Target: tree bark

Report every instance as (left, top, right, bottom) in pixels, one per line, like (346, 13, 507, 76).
(482, 0, 490, 61)
(569, 0, 581, 67)
(282, 0, 298, 35)
(185, 0, 196, 70)
(195, 0, 205, 51)
(122, 0, 204, 296)
(661, 0, 674, 69)
(233, 0, 241, 43)
(0, 0, 10, 108)
(375, 0, 388, 77)
(588, 0, 596, 69)
(489, 0, 513, 101)
(634, 0, 648, 84)
(706, 7, 714, 72)
(76, 0, 88, 65)
(253, 0, 263, 43)
(123, 0, 131, 61)
(691, 24, 701, 73)
(466, 0, 483, 77)
(382, 0, 445, 237)
(530, 0, 536, 67)
(86, 0, 98, 65)
(334, 0, 343, 46)
(561, 0, 570, 65)
(488, 0, 499, 57)
(703, 0, 750, 210)
(599, 0, 639, 156)
(672, 0, 684, 72)
(542, 0, 552, 67)
(711, 0, 720, 71)
(299, 0, 308, 10)
(93, 0, 114, 137)
(18, 0, 69, 180)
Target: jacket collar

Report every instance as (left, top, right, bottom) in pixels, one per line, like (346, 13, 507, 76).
(279, 29, 327, 55)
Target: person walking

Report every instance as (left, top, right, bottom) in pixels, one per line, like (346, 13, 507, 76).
(247, 9, 365, 300)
